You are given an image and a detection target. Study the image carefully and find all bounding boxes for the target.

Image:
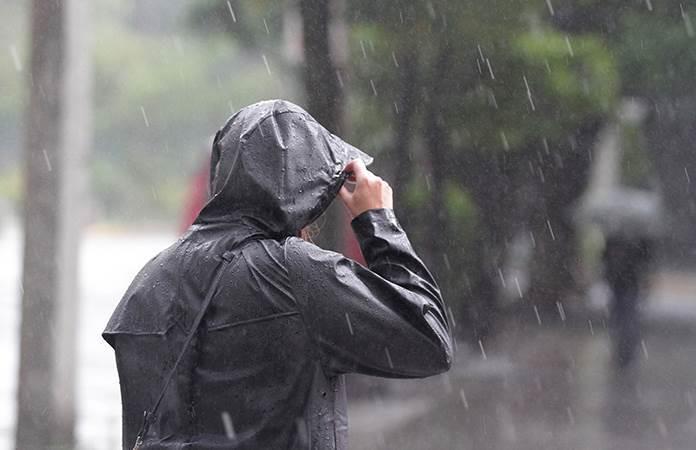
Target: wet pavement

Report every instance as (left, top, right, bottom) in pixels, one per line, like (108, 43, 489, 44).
(348, 318, 696, 450)
(2, 222, 696, 449)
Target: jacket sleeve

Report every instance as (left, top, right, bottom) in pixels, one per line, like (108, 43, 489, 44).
(285, 208, 453, 378)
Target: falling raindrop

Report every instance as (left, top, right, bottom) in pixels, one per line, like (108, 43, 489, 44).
(384, 347, 394, 368)
(656, 416, 668, 437)
(140, 106, 150, 127)
(556, 301, 566, 321)
(545, 0, 555, 16)
(645, 0, 653, 11)
(566, 406, 575, 426)
(500, 131, 509, 151)
(345, 312, 354, 336)
(9, 44, 22, 72)
(42, 149, 52, 172)
(533, 305, 542, 325)
(221, 411, 236, 440)
(523, 75, 536, 111)
(391, 51, 399, 68)
(641, 339, 649, 360)
(489, 91, 499, 109)
(478, 339, 487, 360)
(369, 79, 378, 96)
(514, 277, 523, 298)
(497, 267, 506, 288)
(682, 4, 695, 37)
(546, 220, 556, 241)
(685, 167, 691, 184)
(564, 36, 574, 57)
(486, 58, 495, 80)
(443, 253, 451, 271)
(588, 319, 594, 335)
(459, 389, 469, 409)
(226, 1, 237, 22)
(263, 18, 270, 35)
(262, 54, 272, 75)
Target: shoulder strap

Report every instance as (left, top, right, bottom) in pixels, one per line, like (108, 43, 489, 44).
(133, 240, 255, 448)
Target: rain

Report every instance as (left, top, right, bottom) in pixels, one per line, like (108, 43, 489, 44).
(2, 1, 696, 449)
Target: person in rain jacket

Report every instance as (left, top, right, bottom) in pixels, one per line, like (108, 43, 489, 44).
(103, 99, 453, 449)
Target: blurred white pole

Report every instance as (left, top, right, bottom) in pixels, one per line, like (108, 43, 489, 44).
(54, 0, 91, 445)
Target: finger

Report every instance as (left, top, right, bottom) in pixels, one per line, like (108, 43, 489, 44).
(344, 159, 368, 180)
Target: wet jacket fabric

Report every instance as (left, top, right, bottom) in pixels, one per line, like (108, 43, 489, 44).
(103, 99, 453, 449)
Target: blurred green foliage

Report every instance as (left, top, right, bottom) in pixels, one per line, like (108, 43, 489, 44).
(0, 0, 298, 224)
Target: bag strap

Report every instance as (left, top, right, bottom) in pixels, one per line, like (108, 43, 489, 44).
(133, 240, 254, 449)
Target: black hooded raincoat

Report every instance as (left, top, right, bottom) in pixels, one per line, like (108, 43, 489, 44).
(103, 100, 453, 449)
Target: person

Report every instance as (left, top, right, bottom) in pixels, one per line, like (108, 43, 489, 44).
(103, 99, 453, 449)
(603, 233, 654, 368)
(575, 99, 662, 369)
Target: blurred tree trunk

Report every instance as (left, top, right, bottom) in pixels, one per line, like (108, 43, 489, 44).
(16, 0, 67, 448)
(423, 41, 503, 340)
(390, 46, 419, 231)
(299, 0, 347, 251)
(300, 0, 343, 134)
(526, 121, 600, 311)
(423, 42, 453, 282)
(16, 0, 89, 448)
(462, 152, 524, 339)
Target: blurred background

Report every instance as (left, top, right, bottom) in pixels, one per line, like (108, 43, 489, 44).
(2, 0, 696, 449)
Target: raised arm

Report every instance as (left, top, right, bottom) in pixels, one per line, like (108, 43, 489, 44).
(285, 160, 453, 378)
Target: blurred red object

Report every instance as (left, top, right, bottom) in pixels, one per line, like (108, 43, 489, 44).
(179, 161, 209, 233)
(342, 209, 366, 265)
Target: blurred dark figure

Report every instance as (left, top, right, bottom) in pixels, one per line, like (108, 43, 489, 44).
(603, 234, 654, 368)
(576, 99, 663, 368)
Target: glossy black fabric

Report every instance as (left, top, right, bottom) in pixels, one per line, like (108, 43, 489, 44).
(103, 99, 453, 449)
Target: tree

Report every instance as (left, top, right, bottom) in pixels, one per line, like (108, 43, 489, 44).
(344, 1, 618, 337)
(16, 0, 67, 447)
(15, 0, 90, 447)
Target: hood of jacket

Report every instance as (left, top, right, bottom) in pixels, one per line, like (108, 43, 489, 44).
(193, 99, 373, 237)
